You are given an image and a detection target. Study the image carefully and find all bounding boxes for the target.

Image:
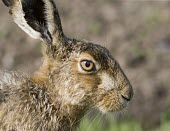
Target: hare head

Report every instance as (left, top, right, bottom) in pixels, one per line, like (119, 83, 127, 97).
(2, 0, 133, 114)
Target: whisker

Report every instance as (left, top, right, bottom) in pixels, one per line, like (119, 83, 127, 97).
(86, 113, 99, 131)
(75, 107, 96, 124)
(97, 113, 104, 127)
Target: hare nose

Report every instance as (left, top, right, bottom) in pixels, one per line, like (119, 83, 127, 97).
(121, 84, 133, 101)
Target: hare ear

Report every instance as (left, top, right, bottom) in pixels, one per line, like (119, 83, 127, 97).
(2, 0, 64, 45)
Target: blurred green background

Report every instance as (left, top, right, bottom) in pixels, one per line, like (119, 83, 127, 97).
(0, 0, 170, 131)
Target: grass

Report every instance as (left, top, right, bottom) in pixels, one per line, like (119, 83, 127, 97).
(77, 108, 170, 131)
(77, 115, 142, 131)
(159, 108, 170, 131)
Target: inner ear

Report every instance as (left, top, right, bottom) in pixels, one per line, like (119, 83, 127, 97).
(21, 0, 53, 45)
(22, 0, 47, 33)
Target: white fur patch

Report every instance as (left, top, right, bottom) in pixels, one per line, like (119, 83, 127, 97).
(12, 1, 41, 39)
(99, 73, 116, 90)
(58, 83, 86, 105)
(0, 71, 27, 89)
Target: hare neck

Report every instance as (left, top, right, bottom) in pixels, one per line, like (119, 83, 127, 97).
(32, 58, 51, 86)
(32, 60, 88, 130)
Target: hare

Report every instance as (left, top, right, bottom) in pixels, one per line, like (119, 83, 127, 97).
(0, 0, 133, 131)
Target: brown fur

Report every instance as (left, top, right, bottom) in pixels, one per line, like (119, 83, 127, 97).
(0, 0, 133, 130)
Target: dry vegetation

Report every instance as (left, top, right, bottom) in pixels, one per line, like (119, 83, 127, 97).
(0, 0, 170, 130)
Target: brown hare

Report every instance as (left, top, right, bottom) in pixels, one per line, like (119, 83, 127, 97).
(0, 0, 133, 130)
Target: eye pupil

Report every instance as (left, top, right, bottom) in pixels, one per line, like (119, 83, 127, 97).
(85, 61, 91, 67)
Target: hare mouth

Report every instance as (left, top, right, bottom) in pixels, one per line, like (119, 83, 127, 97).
(120, 95, 130, 108)
(96, 94, 129, 113)
(121, 95, 131, 102)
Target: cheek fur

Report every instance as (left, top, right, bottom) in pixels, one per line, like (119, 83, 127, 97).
(93, 89, 125, 113)
(51, 61, 101, 105)
(76, 74, 101, 92)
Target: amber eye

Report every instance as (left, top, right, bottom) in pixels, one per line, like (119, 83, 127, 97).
(80, 60, 96, 72)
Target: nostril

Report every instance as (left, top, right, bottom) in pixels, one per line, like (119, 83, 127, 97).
(121, 94, 131, 102)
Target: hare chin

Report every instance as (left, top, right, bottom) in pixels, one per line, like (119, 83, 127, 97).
(98, 97, 129, 114)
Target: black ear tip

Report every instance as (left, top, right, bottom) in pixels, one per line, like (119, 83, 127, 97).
(2, 0, 14, 7)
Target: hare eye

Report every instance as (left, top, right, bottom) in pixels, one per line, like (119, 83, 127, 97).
(80, 60, 96, 72)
